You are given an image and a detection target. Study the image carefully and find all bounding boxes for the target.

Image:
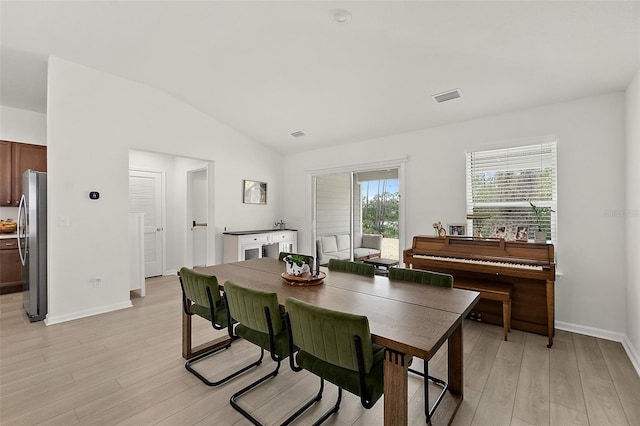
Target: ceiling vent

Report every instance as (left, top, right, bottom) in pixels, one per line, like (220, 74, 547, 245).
(432, 89, 462, 103)
(290, 130, 306, 138)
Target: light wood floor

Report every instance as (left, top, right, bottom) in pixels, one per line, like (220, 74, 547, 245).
(2, 275, 639, 426)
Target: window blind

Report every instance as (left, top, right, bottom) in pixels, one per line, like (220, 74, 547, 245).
(466, 141, 557, 242)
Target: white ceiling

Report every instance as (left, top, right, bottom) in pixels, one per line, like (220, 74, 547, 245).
(1, 1, 639, 153)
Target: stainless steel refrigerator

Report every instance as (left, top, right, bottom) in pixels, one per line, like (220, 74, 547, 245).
(17, 170, 47, 322)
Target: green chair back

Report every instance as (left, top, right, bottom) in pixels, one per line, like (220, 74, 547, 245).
(285, 297, 374, 373)
(178, 267, 226, 326)
(224, 280, 282, 333)
(388, 267, 453, 287)
(327, 259, 375, 277)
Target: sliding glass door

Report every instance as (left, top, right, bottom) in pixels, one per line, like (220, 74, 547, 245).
(313, 166, 401, 265)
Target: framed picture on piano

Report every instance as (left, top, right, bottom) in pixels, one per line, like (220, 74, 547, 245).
(448, 223, 466, 236)
(515, 225, 529, 241)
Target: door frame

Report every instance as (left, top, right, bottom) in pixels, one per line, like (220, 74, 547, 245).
(129, 167, 166, 277)
(308, 157, 407, 263)
(186, 166, 209, 268)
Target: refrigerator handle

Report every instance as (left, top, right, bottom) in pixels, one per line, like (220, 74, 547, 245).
(17, 194, 26, 266)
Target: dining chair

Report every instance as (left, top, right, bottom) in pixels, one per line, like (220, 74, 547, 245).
(327, 258, 375, 276)
(284, 297, 385, 425)
(178, 267, 262, 386)
(388, 266, 452, 423)
(223, 281, 320, 425)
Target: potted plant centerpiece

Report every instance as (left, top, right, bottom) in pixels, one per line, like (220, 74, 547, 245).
(529, 201, 554, 242)
(283, 254, 311, 276)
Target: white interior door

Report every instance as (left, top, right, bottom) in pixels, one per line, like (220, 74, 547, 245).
(129, 169, 164, 277)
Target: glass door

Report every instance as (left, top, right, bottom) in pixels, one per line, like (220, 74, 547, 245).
(313, 167, 401, 265)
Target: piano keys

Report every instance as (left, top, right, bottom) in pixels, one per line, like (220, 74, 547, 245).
(404, 235, 556, 347)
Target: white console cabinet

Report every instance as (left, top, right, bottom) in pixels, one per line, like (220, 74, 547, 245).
(223, 230, 297, 263)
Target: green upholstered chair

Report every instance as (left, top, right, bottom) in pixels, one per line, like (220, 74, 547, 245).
(223, 281, 320, 425)
(327, 259, 375, 276)
(284, 297, 385, 425)
(178, 267, 262, 386)
(388, 266, 453, 422)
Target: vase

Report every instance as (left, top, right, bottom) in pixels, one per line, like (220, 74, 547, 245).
(534, 230, 547, 242)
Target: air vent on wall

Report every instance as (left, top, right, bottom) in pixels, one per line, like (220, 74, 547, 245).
(290, 130, 306, 138)
(432, 89, 462, 103)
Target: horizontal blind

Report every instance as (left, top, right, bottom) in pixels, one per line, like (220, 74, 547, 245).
(466, 141, 557, 242)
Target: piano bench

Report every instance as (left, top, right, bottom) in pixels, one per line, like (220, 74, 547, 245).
(454, 280, 512, 341)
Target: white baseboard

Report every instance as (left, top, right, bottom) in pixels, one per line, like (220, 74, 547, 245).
(164, 269, 178, 276)
(556, 321, 640, 377)
(45, 300, 133, 326)
(622, 335, 640, 377)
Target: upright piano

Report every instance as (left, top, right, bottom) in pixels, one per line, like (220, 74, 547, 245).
(404, 235, 556, 347)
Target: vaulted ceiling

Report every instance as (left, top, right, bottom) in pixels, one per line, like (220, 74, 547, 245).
(1, 1, 638, 153)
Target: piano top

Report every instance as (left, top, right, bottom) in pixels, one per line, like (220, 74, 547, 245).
(406, 235, 554, 267)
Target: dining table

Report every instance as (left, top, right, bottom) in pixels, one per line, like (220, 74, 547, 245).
(185, 258, 479, 425)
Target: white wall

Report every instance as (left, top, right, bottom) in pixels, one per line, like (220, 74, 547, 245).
(284, 92, 628, 337)
(46, 57, 283, 324)
(0, 105, 47, 145)
(625, 68, 640, 370)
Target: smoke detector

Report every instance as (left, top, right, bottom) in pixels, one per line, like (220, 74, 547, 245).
(432, 89, 462, 103)
(330, 8, 352, 23)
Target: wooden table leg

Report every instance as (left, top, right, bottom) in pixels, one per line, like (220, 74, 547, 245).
(384, 348, 408, 425)
(448, 322, 463, 394)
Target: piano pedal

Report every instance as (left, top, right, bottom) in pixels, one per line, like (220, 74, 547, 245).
(466, 312, 483, 322)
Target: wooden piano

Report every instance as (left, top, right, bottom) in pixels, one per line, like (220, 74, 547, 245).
(404, 235, 556, 347)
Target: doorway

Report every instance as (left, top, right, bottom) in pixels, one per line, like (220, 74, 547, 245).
(313, 162, 404, 262)
(129, 169, 164, 277)
(188, 167, 208, 267)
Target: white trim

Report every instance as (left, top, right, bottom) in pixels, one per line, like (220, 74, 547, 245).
(45, 301, 133, 326)
(305, 156, 408, 176)
(164, 269, 178, 276)
(556, 321, 640, 377)
(622, 335, 640, 378)
(464, 134, 558, 155)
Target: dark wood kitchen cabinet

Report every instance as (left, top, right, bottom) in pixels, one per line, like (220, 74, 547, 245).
(0, 238, 23, 294)
(0, 140, 47, 206)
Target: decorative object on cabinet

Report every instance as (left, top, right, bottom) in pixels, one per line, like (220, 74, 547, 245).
(515, 225, 529, 241)
(447, 223, 466, 236)
(243, 179, 267, 204)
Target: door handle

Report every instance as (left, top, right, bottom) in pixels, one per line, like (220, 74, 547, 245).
(156, 227, 163, 232)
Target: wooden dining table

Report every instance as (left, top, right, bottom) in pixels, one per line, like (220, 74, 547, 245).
(186, 258, 479, 425)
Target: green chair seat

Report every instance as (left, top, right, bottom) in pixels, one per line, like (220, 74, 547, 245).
(178, 267, 260, 387)
(285, 297, 385, 424)
(224, 281, 318, 425)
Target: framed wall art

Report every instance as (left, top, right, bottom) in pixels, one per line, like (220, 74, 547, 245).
(447, 223, 466, 236)
(243, 179, 267, 204)
(515, 225, 529, 241)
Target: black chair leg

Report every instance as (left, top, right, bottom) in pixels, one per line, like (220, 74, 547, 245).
(408, 358, 448, 423)
(280, 377, 325, 426)
(186, 345, 263, 387)
(230, 357, 283, 425)
(312, 387, 342, 426)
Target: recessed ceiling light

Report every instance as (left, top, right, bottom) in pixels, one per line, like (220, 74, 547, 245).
(432, 89, 462, 103)
(291, 131, 306, 138)
(330, 8, 352, 23)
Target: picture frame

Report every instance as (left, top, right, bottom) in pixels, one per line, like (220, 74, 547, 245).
(447, 223, 466, 236)
(515, 225, 529, 241)
(243, 179, 267, 204)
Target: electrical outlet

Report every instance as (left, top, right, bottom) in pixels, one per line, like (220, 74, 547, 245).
(94, 277, 102, 288)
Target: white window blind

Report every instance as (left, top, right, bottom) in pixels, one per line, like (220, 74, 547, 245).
(466, 141, 557, 242)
